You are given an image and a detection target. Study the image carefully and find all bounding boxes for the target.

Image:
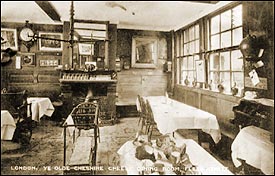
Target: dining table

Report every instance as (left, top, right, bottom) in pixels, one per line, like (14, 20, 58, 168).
(117, 137, 233, 175)
(136, 96, 221, 144)
(27, 97, 55, 122)
(1, 110, 16, 140)
(231, 125, 274, 175)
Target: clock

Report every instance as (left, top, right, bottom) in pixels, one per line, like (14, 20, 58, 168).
(20, 27, 34, 42)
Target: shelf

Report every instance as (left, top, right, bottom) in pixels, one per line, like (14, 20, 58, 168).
(59, 79, 117, 83)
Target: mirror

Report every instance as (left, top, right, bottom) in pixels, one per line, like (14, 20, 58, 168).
(131, 36, 158, 68)
(73, 20, 108, 70)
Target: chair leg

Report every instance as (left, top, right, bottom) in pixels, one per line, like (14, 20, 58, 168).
(97, 126, 100, 143)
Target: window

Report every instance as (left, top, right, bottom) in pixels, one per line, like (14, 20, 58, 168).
(208, 4, 244, 95)
(177, 24, 200, 86)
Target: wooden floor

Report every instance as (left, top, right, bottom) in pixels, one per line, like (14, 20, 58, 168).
(1, 117, 242, 175)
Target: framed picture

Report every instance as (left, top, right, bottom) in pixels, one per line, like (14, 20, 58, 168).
(79, 43, 93, 55)
(40, 59, 59, 67)
(21, 53, 35, 66)
(1, 28, 18, 50)
(195, 60, 206, 83)
(38, 32, 63, 51)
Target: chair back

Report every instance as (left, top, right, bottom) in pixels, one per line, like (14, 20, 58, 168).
(138, 95, 147, 115)
(1, 90, 27, 116)
(146, 100, 155, 123)
(71, 102, 99, 130)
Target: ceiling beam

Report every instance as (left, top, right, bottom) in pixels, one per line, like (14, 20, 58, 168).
(35, 1, 61, 21)
(190, 1, 219, 4)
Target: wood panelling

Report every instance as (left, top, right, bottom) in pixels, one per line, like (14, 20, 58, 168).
(117, 69, 167, 105)
(116, 29, 170, 106)
(201, 94, 217, 115)
(1, 22, 63, 101)
(242, 2, 274, 99)
(185, 91, 199, 108)
(37, 71, 60, 83)
(173, 85, 241, 138)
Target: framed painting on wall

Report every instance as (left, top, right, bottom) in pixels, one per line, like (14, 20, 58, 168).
(195, 60, 206, 83)
(79, 43, 93, 55)
(38, 32, 63, 51)
(1, 28, 18, 50)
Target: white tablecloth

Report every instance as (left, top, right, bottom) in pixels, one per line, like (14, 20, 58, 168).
(231, 126, 274, 175)
(27, 97, 55, 122)
(117, 137, 232, 175)
(1, 110, 16, 140)
(136, 96, 221, 143)
(63, 114, 76, 136)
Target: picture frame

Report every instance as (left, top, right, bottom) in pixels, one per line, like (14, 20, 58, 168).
(1, 28, 18, 50)
(195, 60, 206, 83)
(21, 53, 36, 66)
(79, 43, 93, 55)
(39, 59, 59, 67)
(38, 32, 63, 51)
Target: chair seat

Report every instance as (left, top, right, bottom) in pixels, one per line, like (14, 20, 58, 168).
(68, 136, 94, 166)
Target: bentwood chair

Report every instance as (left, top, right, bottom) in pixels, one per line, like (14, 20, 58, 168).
(70, 101, 100, 143)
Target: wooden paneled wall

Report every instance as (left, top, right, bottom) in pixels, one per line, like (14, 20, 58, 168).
(242, 1, 274, 99)
(1, 22, 63, 101)
(116, 29, 171, 105)
(173, 85, 240, 138)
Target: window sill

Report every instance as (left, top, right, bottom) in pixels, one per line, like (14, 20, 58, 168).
(175, 84, 242, 102)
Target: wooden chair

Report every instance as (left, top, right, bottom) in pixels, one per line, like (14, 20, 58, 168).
(137, 95, 149, 133)
(63, 101, 99, 175)
(145, 100, 158, 140)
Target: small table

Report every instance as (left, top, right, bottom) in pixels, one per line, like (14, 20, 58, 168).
(231, 125, 274, 175)
(137, 96, 221, 144)
(1, 110, 16, 140)
(27, 97, 55, 122)
(117, 137, 233, 175)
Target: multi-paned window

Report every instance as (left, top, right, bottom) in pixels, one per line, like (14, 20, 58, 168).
(175, 3, 244, 96)
(208, 4, 243, 95)
(177, 24, 200, 86)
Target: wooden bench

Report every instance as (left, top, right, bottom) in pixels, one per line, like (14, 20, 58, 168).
(64, 136, 96, 175)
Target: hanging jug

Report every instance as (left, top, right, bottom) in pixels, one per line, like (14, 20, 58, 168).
(239, 34, 260, 61)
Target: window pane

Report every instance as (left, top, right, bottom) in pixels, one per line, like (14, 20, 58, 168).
(181, 71, 188, 84)
(189, 26, 194, 41)
(209, 71, 220, 86)
(194, 54, 200, 61)
(182, 57, 188, 70)
(232, 27, 243, 46)
(180, 32, 184, 56)
(221, 10, 231, 31)
(232, 5, 242, 27)
(232, 72, 244, 90)
(184, 30, 188, 43)
(209, 53, 219, 71)
(195, 39, 200, 53)
(211, 34, 220, 50)
(221, 31, 231, 48)
(231, 50, 243, 71)
(189, 41, 194, 54)
(188, 71, 195, 83)
(188, 56, 194, 70)
(220, 52, 230, 70)
(220, 72, 231, 93)
(184, 44, 188, 55)
(195, 24, 200, 39)
(211, 15, 220, 34)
